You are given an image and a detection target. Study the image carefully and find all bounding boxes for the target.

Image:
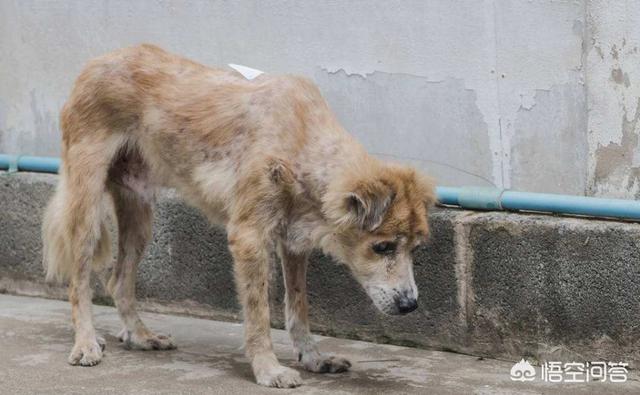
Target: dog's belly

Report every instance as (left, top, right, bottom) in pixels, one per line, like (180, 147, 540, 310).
(186, 157, 237, 224)
(110, 149, 236, 226)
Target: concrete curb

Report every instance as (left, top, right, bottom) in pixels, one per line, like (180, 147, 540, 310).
(1, 172, 639, 366)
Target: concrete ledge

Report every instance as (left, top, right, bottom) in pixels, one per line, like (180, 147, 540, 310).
(1, 172, 639, 365)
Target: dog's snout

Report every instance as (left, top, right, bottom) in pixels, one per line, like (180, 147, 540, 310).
(366, 285, 419, 316)
(395, 295, 418, 315)
(395, 291, 418, 314)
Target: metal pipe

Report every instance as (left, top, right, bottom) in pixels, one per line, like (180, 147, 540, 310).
(2, 154, 640, 220)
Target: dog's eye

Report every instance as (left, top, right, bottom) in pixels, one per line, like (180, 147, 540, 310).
(372, 241, 397, 255)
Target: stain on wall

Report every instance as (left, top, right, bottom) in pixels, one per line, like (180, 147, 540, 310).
(587, 0, 640, 198)
(611, 68, 631, 88)
(593, 99, 640, 198)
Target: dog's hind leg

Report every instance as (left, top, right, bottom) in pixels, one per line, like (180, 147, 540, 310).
(279, 246, 351, 373)
(107, 179, 175, 351)
(64, 135, 123, 366)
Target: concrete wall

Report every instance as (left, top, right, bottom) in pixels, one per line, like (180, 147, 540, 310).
(3, 173, 640, 366)
(586, 0, 640, 198)
(0, 0, 638, 197)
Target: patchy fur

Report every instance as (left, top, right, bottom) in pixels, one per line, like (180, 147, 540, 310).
(42, 44, 435, 388)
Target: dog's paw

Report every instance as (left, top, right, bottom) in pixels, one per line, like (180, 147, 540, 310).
(68, 337, 104, 366)
(301, 353, 351, 373)
(255, 365, 303, 388)
(118, 328, 177, 351)
(252, 353, 303, 388)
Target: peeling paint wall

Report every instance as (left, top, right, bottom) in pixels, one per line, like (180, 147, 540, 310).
(0, 0, 637, 196)
(587, 0, 640, 198)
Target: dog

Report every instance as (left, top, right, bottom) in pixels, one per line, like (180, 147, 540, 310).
(42, 44, 435, 388)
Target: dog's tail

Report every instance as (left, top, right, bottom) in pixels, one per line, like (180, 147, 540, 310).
(42, 168, 112, 283)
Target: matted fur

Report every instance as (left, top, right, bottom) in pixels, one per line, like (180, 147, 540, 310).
(42, 44, 435, 388)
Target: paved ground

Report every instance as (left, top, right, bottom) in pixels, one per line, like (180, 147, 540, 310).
(1, 294, 638, 394)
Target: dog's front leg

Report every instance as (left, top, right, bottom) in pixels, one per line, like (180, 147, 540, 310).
(228, 225, 302, 388)
(279, 247, 352, 373)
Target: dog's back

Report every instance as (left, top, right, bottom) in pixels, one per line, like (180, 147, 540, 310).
(43, 43, 344, 282)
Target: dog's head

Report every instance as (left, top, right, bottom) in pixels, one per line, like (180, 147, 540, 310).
(322, 161, 435, 315)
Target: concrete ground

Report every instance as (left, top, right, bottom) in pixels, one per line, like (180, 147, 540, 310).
(1, 295, 638, 395)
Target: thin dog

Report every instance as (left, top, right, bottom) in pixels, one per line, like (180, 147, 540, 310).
(42, 44, 436, 388)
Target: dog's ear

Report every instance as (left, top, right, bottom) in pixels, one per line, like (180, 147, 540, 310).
(344, 181, 395, 231)
(416, 172, 437, 209)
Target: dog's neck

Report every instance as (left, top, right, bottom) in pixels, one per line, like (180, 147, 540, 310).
(293, 128, 382, 230)
(298, 128, 374, 203)
(271, 126, 364, 250)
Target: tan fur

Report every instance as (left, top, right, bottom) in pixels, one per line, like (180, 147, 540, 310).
(42, 44, 435, 387)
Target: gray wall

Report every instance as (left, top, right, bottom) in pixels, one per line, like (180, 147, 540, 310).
(1, 0, 638, 197)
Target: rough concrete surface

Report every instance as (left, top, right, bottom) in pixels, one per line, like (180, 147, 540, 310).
(3, 172, 640, 370)
(2, 294, 639, 395)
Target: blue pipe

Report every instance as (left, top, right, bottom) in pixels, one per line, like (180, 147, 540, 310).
(2, 154, 640, 220)
(500, 190, 640, 220)
(434, 186, 460, 206)
(437, 186, 640, 220)
(0, 155, 61, 174)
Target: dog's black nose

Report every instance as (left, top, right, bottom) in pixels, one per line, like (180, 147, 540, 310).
(397, 297, 418, 314)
